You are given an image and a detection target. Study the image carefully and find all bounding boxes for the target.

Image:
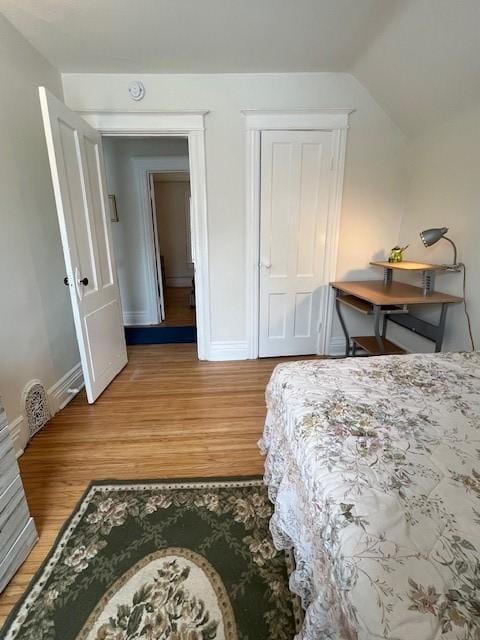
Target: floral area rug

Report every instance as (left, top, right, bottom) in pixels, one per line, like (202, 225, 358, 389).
(1, 479, 302, 640)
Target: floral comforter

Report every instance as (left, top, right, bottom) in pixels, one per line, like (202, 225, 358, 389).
(261, 352, 480, 640)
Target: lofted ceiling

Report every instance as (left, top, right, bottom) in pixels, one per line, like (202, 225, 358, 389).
(352, 0, 480, 136)
(0, 0, 400, 73)
(1, 0, 480, 136)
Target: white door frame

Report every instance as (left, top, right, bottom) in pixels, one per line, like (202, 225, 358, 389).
(133, 156, 190, 325)
(80, 111, 210, 360)
(243, 109, 353, 359)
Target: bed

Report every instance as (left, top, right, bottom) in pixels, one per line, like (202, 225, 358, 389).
(261, 352, 480, 640)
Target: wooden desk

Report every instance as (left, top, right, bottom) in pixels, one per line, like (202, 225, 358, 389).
(369, 261, 449, 295)
(370, 261, 444, 271)
(331, 280, 462, 357)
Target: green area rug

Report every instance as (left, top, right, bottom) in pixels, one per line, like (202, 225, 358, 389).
(1, 479, 302, 640)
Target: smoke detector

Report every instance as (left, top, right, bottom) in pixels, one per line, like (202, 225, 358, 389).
(128, 81, 145, 101)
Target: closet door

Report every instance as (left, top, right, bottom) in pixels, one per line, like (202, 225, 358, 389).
(259, 130, 333, 357)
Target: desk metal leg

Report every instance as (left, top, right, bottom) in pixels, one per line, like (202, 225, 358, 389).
(334, 289, 351, 357)
(386, 302, 451, 353)
(373, 305, 385, 354)
(435, 303, 448, 352)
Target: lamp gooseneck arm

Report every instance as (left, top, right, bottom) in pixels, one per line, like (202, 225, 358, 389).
(443, 236, 458, 265)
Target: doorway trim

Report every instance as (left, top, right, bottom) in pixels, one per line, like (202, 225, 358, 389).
(243, 109, 353, 359)
(80, 111, 210, 359)
(132, 157, 190, 325)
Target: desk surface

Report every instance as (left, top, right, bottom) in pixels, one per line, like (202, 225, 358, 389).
(370, 260, 445, 272)
(331, 280, 463, 306)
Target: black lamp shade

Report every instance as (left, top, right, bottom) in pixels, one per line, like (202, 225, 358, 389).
(420, 227, 449, 247)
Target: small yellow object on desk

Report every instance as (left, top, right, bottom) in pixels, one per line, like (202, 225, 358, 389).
(388, 245, 409, 263)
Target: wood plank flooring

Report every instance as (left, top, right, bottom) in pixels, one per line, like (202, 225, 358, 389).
(0, 344, 315, 625)
(160, 287, 195, 326)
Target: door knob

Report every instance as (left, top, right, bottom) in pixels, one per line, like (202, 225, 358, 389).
(260, 260, 272, 269)
(78, 277, 89, 286)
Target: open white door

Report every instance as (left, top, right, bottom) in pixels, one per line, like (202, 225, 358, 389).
(39, 87, 128, 402)
(148, 173, 165, 322)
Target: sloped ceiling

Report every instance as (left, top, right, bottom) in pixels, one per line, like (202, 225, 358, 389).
(0, 0, 398, 73)
(352, 0, 480, 136)
(1, 0, 480, 136)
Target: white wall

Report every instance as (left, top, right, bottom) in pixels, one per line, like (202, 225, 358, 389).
(154, 178, 194, 287)
(64, 73, 408, 353)
(103, 137, 189, 324)
(392, 105, 480, 353)
(0, 16, 79, 452)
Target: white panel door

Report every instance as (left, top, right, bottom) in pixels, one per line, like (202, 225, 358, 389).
(259, 130, 333, 357)
(148, 173, 165, 322)
(39, 87, 128, 402)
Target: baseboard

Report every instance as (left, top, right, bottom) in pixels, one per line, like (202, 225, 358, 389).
(123, 311, 153, 326)
(8, 415, 25, 458)
(208, 341, 249, 361)
(328, 336, 347, 357)
(48, 362, 84, 414)
(166, 277, 193, 288)
(9, 365, 84, 459)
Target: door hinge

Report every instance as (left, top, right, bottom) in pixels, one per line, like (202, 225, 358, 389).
(330, 156, 335, 170)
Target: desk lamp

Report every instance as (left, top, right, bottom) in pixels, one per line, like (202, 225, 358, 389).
(420, 227, 475, 349)
(419, 227, 460, 271)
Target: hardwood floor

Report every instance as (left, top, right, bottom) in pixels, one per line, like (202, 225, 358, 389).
(0, 344, 314, 625)
(160, 287, 195, 327)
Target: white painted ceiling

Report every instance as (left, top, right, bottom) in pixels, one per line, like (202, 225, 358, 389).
(1, 0, 480, 136)
(0, 0, 400, 73)
(352, 0, 480, 135)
